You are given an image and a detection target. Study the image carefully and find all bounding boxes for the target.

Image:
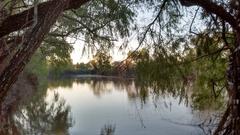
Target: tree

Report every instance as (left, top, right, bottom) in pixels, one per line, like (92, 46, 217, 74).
(0, 0, 90, 100)
(1, 0, 240, 134)
(134, 1, 240, 134)
(172, 1, 240, 134)
(0, 0, 134, 99)
(127, 48, 150, 63)
(92, 51, 112, 75)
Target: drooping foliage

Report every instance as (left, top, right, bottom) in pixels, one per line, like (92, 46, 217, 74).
(1, 0, 240, 134)
(90, 51, 112, 75)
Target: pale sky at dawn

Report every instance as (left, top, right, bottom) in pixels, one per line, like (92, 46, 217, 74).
(69, 6, 199, 65)
(70, 7, 152, 64)
(70, 37, 139, 64)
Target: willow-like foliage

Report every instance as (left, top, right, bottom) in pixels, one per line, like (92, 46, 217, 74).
(135, 33, 229, 110)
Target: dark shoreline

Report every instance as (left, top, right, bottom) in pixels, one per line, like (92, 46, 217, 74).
(61, 74, 135, 80)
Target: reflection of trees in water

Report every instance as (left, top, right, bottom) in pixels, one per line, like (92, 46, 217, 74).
(48, 77, 225, 110)
(0, 87, 73, 135)
(16, 92, 72, 135)
(48, 77, 137, 98)
(48, 79, 74, 89)
(88, 78, 137, 98)
(47, 77, 228, 134)
(146, 80, 228, 134)
(137, 77, 226, 111)
(100, 124, 116, 135)
(90, 79, 110, 97)
(136, 78, 228, 134)
(1, 77, 227, 135)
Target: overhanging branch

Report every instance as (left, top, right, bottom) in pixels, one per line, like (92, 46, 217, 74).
(179, 0, 239, 31)
(0, 0, 90, 38)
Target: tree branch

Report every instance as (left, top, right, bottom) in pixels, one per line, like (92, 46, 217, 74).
(0, 0, 90, 38)
(189, 7, 200, 35)
(179, 0, 239, 31)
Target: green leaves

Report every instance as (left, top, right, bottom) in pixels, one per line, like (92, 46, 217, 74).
(92, 51, 112, 75)
(50, 0, 135, 52)
(42, 36, 73, 66)
(135, 32, 228, 110)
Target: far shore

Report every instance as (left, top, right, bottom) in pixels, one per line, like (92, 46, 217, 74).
(59, 74, 135, 80)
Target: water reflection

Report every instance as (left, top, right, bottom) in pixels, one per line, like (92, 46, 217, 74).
(0, 86, 73, 135)
(47, 77, 216, 135)
(48, 76, 224, 111)
(100, 124, 116, 135)
(0, 76, 226, 135)
(15, 93, 72, 135)
(48, 77, 138, 99)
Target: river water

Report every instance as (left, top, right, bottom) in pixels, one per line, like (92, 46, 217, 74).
(9, 76, 218, 135)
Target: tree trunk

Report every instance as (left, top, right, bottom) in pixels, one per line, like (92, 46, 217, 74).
(215, 31, 240, 135)
(0, 0, 67, 102)
(0, 0, 90, 38)
(0, 0, 89, 105)
(228, 31, 240, 134)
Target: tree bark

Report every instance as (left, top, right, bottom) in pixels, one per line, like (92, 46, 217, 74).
(228, 31, 240, 134)
(179, 0, 240, 134)
(179, 0, 240, 31)
(0, 0, 90, 38)
(0, 0, 72, 100)
(213, 31, 240, 135)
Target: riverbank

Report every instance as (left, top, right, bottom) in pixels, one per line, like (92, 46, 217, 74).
(62, 74, 135, 79)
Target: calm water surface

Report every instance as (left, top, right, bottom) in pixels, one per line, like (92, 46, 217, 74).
(36, 77, 210, 135)
(11, 77, 215, 135)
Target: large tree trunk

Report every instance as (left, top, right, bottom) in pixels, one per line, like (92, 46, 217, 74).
(0, 0, 67, 101)
(178, 1, 240, 134)
(0, 0, 90, 38)
(228, 31, 240, 134)
(214, 31, 240, 135)
(0, 1, 90, 102)
(0, 0, 89, 102)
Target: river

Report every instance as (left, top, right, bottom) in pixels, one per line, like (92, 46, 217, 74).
(3, 76, 219, 135)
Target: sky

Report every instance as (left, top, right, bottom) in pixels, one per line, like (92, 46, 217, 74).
(69, 5, 199, 65)
(70, 36, 140, 64)
(70, 8, 152, 64)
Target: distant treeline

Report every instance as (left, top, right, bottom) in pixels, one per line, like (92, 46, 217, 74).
(47, 51, 144, 78)
(60, 61, 136, 78)
(46, 49, 152, 79)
